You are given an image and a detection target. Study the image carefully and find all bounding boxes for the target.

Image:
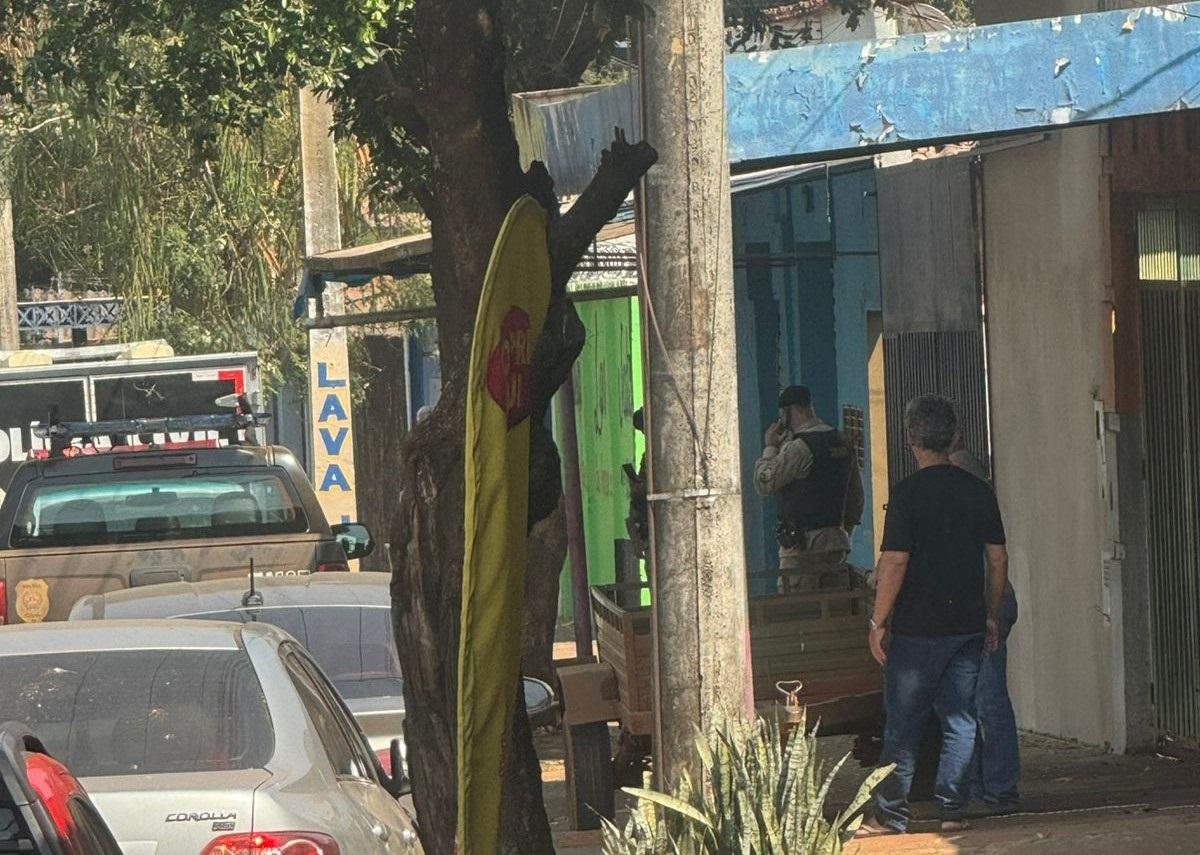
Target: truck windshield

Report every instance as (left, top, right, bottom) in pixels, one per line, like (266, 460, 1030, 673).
(10, 471, 309, 548)
(0, 649, 274, 777)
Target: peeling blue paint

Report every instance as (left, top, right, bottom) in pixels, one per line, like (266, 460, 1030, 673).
(726, 2, 1200, 167)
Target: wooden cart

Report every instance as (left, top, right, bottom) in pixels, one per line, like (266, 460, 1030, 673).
(556, 578, 883, 830)
(591, 580, 883, 736)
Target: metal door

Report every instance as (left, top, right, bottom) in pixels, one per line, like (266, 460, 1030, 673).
(876, 156, 991, 484)
(1138, 204, 1200, 744)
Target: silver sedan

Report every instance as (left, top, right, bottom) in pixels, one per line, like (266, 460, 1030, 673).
(0, 619, 420, 854)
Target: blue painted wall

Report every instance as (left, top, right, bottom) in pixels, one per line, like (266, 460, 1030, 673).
(726, 3, 1200, 167)
(406, 335, 442, 418)
(830, 164, 882, 569)
(731, 165, 883, 584)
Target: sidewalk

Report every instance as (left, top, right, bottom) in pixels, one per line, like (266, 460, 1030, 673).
(850, 806, 1200, 854)
(542, 728, 1200, 853)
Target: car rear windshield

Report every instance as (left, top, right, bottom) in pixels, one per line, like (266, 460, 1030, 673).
(10, 470, 309, 548)
(0, 648, 274, 777)
(184, 606, 404, 701)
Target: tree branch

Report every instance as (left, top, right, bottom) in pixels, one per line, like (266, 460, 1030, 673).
(548, 127, 656, 290)
(350, 54, 430, 142)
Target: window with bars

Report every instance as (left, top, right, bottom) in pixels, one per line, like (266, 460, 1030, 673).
(842, 405, 865, 470)
(1138, 206, 1200, 282)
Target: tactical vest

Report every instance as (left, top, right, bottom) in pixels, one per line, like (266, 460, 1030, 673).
(779, 430, 855, 533)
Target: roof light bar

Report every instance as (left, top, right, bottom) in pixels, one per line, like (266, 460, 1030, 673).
(31, 394, 270, 458)
(33, 411, 270, 442)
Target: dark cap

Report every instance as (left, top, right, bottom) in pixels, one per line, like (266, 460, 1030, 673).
(777, 386, 812, 410)
(632, 407, 645, 432)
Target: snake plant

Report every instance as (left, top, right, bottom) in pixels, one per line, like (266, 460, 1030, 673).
(602, 709, 892, 854)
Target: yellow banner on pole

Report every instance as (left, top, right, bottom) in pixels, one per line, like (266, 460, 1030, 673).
(457, 195, 551, 854)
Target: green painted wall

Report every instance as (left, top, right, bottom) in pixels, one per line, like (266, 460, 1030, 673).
(554, 296, 643, 620)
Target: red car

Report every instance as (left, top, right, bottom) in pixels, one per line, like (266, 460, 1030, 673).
(0, 722, 123, 855)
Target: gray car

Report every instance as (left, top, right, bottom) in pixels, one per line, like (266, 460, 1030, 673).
(70, 573, 407, 765)
(68, 573, 558, 771)
(0, 620, 420, 854)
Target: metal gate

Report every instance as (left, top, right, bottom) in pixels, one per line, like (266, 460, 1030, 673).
(876, 156, 991, 484)
(883, 330, 991, 484)
(1138, 204, 1200, 744)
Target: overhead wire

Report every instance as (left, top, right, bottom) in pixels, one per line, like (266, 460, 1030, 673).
(634, 222, 712, 488)
(1153, 4, 1200, 21)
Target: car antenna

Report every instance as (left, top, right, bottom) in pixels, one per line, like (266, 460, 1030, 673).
(242, 557, 263, 610)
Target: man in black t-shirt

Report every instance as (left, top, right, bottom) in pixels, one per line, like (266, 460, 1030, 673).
(858, 396, 1009, 837)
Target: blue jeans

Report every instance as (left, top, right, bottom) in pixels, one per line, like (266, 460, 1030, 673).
(874, 632, 984, 831)
(969, 590, 1020, 806)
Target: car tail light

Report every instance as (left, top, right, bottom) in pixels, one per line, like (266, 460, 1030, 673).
(316, 562, 348, 573)
(375, 747, 392, 776)
(201, 832, 340, 855)
(0, 581, 6, 625)
(24, 751, 80, 840)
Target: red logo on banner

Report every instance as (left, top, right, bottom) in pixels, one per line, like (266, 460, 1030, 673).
(485, 307, 533, 429)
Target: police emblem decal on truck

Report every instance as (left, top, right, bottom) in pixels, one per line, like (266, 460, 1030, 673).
(14, 578, 49, 623)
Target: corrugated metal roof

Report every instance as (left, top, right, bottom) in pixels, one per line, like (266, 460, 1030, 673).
(513, 76, 642, 197)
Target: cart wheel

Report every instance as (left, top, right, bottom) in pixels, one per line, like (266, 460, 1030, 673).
(565, 721, 615, 830)
(613, 730, 651, 788)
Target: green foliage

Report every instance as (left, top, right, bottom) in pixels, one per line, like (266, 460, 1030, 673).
(9, 88, 310, 390)
(0, 1, 402, 142)
(0, 0, 883, 205)
(602, 711, 892, 855)
(925, 0, 976, 25)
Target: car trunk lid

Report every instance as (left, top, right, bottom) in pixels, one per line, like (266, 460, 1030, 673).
(84, 768, 268, 855)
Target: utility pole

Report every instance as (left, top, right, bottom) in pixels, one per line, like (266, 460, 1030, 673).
(0, 194, 20, 350)
(639, 0, 752, 788)
(299, 88, 359, 535)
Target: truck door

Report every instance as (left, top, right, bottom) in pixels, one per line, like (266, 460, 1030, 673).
(0, 379, 87, 495)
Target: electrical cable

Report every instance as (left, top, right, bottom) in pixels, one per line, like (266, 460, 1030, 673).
(634, 229, 712, 488)
(1151, 5, 1200, 22)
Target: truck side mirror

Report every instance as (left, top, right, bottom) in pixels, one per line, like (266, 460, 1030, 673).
(523, 677, 557, 729)
(332, 522, 375, 560)
(388, 737, 411, 798)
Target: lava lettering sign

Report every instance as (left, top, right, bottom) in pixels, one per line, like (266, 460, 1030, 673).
(308, 327, 357, 531)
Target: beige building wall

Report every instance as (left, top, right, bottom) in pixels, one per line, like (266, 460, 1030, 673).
(981, 127, 1120, 747)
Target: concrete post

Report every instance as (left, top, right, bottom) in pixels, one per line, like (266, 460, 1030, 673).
(299, 88, 358, 532)
(0, 195, 21, 350)
(639, 0, 753, 788)
(556, 373, 594, 659)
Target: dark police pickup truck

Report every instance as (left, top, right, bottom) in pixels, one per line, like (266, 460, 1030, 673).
(0, 408, 373, 624)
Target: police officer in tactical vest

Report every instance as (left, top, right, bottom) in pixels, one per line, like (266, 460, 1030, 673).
(754, 385, 864, 591)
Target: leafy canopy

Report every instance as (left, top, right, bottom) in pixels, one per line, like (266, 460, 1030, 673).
(0, 0, 908, 199)
(0, 2, 400, 140)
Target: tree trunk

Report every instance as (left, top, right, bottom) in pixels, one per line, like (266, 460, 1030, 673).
(387, 7, 656, 853)
(523, 494, 566, 685)
(354, 335, 409, 572)
(391, 317, 581, 855)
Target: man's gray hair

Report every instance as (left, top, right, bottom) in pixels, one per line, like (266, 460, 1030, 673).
(904, 395, 958, 453)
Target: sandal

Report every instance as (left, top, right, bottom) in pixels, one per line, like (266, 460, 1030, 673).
(855, 818, 902, 838)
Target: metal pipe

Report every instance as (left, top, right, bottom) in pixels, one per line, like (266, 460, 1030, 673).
(301, 286, 640, 330)
(556, 373, 593, 659)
